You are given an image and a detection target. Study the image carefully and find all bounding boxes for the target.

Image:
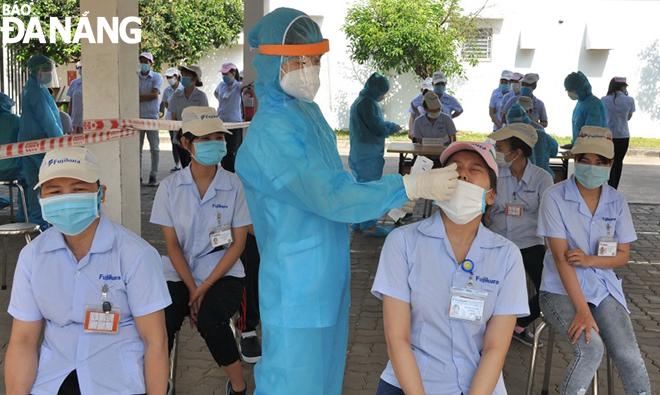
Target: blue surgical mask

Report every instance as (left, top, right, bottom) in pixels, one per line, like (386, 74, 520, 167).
(192, 140, 227, 166)
(521, 86, 533, 97)
(222, 75, 233, 85)
(40, 189, 103, 236)
(499, 83, 510, 93)
(434, 85, 446, 95)
(139, 63, 150, 73)
(77, 68, 82, 76)
(574, 163, 611, 190)
(181, 77, 192, 88)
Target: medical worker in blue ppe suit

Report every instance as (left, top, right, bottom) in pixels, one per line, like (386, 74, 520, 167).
(0, 93, 23, 211)
(235, 8, 459, 394)
(564, 71, 606, 143)
(18, 55, 63, 228)
(506, 103, 558, 178)
(349, 72, 401, 236)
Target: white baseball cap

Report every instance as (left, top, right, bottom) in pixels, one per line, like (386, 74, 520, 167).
(423, 91, 442, 110)
(517, 96, 534, 112)
(432, 71, 447, 84)
(488, 123, 538, 149)
(572, 126, 614, 159)
(181, 107, 232, 136)
(35, 147, 101, 190)
(522, 73, 540, 84)
(421, 77, 433, 90)
(500, 70, 513, 79)
(165, 67, 179, 77)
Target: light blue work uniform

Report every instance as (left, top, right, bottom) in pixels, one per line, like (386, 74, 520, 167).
(18, 55, 63, 228)
(66, 77, 83, 128)
(236, 8, 409, 394)
(7, 213, 171, 395)
(502, 95, 547, 125)
(162, 82, 184, 121)
(168, 88, 209, 121)
(564, 72, 606, 143)
(490, 162, 554, 249)
(371, 212, 529, 395)
(412, 113, 457, 143)
(439, 92, 463, 117)
(538, 176, 637, 311)
(215, 81, 243, 123)
(601, 92, 635, 139)
(408, 92, 425, 116)
(138, 70, 162, 120)
(150, 166, 249, 284)
(489, 87, 507, 130)
(499, 90, 520, 118)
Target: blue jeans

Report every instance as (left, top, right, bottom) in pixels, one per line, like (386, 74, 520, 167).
(139, 130, 160, 180)
(539, 291, 651, 395)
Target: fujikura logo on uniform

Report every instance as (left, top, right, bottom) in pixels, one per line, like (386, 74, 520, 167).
(1, 4, 141, 44)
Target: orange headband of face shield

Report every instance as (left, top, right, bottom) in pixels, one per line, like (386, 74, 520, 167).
(258, 39, 330, 56)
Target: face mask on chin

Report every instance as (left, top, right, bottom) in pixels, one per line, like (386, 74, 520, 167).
(280, 65, 321, 103)
(435, 180, 489, 225)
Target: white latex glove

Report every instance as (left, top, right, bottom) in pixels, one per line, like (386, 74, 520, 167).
(402, 163, 459, 201)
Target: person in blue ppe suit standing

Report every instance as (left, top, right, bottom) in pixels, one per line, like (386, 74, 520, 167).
(506, 103, 558, 178)
(18, 54, 63, 228)
(235, 8, 459, 394)
(0, 93, 23, 211)
(564, 71, 606, 143)
(349, 72, 401, 237)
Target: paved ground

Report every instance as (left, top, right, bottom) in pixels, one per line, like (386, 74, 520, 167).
(0, 143, 658, 394)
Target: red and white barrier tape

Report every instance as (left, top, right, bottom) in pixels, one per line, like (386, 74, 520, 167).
(0, 118, 251, 160)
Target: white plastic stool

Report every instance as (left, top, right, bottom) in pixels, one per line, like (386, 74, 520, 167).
(526, 318, 615, 395)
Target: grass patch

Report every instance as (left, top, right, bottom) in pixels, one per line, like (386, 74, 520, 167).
(335, 130, 660, 148)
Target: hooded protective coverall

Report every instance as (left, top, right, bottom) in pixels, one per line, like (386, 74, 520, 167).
(564, 71, 606, 143)
(0, 93, 22, 210)
(349, 72, 398, 230)
(235, 8, 409, 394)
(18, 55, 63, 227)
(506, 104, 558, 177)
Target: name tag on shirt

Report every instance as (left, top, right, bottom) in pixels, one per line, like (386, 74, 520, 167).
(84, 304, 120, 334)
(448, 287, 487, 324)
(505, 202, 523, 217)
(598, 237, 618, 257)
(210, 225, 233, 249)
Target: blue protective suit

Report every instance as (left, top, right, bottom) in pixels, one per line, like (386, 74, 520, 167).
(18, 55, 63, 228)
(0, 93, 22, 211)
(564, 71, 606, 143)
(506, 104, 558, 177)
(235, 8, 409, 394)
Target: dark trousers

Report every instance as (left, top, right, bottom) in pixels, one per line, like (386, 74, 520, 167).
(165, 277, 244, 366)
(608, 138, 629, 189)
(169, 130, 181, 164)
(517, 244, 546, 328)
(58, 370, 146, 395)
(221, 128, 243, 173)
(237, 234, 261, 332)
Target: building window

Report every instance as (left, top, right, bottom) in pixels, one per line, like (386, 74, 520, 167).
(462, 28, 493, 60)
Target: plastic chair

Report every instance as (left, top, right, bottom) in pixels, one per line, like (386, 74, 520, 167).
(526, 318, 615, 395)
(0, 181, 41, 290)
(0, 180, 25, 222)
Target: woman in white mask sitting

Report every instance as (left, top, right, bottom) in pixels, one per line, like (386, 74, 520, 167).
(371, 141, 529, 395)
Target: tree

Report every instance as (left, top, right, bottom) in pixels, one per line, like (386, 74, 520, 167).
(4, 0, 243, 69)
(343, 0, 482, 81)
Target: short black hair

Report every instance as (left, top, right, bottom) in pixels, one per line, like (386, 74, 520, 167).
(507, 137, 533, 158)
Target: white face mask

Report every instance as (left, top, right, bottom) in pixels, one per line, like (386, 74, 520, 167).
(567, 91, 579, 101)
(495, 150, 516, 168)
(435, 180, 488, 225)
(167, 77, 177, 86)
(280, 65, 321, 103)
(427, 111, 441, 119)
(511, 82, 520, 94)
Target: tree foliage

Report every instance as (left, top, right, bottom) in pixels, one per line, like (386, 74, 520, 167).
(4, 0, 243, 69)
(343, 0, 482, 81)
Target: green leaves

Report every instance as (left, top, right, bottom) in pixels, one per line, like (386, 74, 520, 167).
(342, 0, 479, 81)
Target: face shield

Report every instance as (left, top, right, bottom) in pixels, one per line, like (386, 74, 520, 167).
(27, 56, 56, 87)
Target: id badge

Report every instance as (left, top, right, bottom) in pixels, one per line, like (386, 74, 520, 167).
(84, 304, 120, 334)
(448, 287, 488, 324)
(210, 225, 233, 248)
(505, 202, 523, 217)
(598, 237, 618, 257)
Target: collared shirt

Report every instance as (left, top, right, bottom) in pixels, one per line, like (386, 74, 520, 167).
(162, 82, 184, 121)
(150, 166, 250, 283)
(490, 162, 554, 249)
(408, 92, 425, 116)
(138, 70, 163, 120)
(538, 176, 637, 311)
(372, 213, 529, 395)
(412, 113, 457, 143)
(215, 81, 243, 123)
(489, 87, 508, 130)
(502, 95, 548, 124)
(601, 92, 635, 139)
(168, 88, 209, 121)
(439, 92, 463, 116)
(66, 77, 83, 127)
(8, 213, 171, 395)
